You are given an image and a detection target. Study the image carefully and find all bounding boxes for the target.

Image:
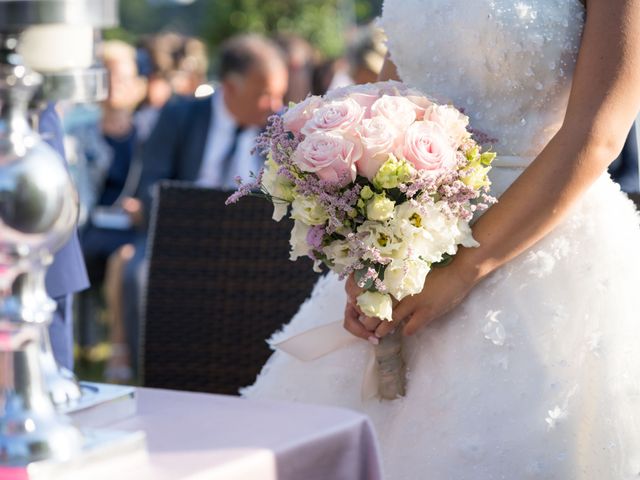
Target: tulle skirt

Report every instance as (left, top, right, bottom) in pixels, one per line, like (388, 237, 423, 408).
(243, 169, 640, 480)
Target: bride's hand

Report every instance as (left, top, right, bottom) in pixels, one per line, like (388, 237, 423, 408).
(393, 261, 477, 336)
(343, 273, 385, 342)
(344, 260, 479, 339)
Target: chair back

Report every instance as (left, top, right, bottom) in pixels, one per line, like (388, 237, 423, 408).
(141, 181, 320, 394)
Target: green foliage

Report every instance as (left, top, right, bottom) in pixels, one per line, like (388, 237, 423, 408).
(106, 0, 381, 61)
(201, 0, 375, 58)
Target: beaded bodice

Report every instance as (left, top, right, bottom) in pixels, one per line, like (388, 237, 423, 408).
(380, 0, 585, 160)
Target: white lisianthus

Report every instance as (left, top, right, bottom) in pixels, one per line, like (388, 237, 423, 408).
(291, 194, 329, 226)
(366, 193, 395, 221)
(455, 219, 479, 248)
(289, 220, 311, 260)
(383, 258, 430, 301)
(357, 221, 402, 260)
(322, 239, 355, 274)
(357, 291, 393, 321)
(262, 157, 295, 221)
(393, 201, 475, 262)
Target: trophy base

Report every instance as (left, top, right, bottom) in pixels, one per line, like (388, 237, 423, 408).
(0, 428, 147, 480)
(61, 382, 137, 429)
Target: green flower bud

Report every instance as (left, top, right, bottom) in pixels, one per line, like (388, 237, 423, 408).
(366, 193, 395, 221)
(360, 185, 375, 200)
(373, 155, 416, 190)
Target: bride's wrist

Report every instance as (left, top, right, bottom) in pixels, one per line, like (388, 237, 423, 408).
(451, 246, 497, 286)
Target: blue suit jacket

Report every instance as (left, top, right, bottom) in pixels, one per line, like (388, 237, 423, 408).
(609, 124, 639, 194)
(136, 94, 212, 221)
(40, 103, 89, 370)
(40, 104, 89, 298)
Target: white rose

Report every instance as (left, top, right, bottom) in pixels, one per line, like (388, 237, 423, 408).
(383, 259, 430, 301)
(366, 193, 395, 221)
(291, 195, 329, 226)
(289, 220, 311, 261)
(357, 291, 393, 321)
(262, 158, 294, 221)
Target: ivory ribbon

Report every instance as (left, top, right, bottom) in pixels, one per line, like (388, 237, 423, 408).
(273, 320, 379, 400)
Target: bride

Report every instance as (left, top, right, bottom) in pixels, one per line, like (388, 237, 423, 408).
(243, 0, 640, 478)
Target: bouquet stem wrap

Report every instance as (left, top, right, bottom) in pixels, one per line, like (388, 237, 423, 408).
(375, 328, 406, 399)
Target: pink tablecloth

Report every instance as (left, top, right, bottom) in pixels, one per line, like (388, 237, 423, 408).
(81, 387, 382, 480)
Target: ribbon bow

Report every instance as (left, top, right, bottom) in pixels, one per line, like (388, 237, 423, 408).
(273, 320, 379, 400)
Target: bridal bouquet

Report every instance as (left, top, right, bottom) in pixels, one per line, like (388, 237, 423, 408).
(227, 80, 495, 399)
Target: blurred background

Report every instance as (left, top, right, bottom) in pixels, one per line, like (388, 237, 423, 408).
(70, 0, 387, 384)
(69, 0, 639, 388)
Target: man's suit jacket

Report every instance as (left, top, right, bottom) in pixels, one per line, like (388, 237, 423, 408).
(136, 94, 213, 221)
(40, 103, 90, 369)
(609, 123, 639, 194)
(40, 103, 90, 298)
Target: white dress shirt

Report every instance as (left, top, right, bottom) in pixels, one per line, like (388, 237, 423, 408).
(196, 89, 261, 190)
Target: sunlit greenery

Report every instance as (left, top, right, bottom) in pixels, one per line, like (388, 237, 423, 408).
(107, 0, 381, 59)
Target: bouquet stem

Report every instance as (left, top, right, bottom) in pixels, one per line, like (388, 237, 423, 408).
(374, 327, 406, 400)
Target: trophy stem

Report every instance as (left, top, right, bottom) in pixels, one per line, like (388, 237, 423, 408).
(0, 323, 83, 465)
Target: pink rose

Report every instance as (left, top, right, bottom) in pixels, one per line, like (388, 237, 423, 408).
(403, 121, 457, 176)
(293, 131, 363, 186)
(406, 95, 433, 121)
(282, 95, 323, 134)
(426, 104, 470, 148)
(348, 92, 380, 118)
(358, 117, 402, 179)
(371, 95, 418, 130)
(301, 98, 364, 136)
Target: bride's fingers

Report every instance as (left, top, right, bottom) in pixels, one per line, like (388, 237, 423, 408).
(343, 302, 373, 340)
(403, 309, 431, 336)
(345, 273, 362, 303)
(360, 315, 381, 331)
(392, 295, 419, 325)
(374, 318, 399, 338)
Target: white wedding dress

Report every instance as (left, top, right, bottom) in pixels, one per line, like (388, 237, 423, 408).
(243, 1, 640, 478)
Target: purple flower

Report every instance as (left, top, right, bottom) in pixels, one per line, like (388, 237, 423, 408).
(306, 225, 325, 250)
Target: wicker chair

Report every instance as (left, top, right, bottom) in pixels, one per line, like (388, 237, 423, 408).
(141, 181, 321, 395)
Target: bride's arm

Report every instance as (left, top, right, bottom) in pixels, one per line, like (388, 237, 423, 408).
(345, 0, 640, 339)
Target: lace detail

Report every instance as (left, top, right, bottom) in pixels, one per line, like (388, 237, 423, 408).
(380, 0, 585, 159)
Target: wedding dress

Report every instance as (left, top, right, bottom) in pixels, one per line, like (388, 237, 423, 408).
(243, 1, 640, 478)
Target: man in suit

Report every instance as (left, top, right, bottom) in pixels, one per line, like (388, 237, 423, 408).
(133, 33, 288, 217)
(111, 34, 288, 378)
(609, 123, 639, 194)
(40, 103, 90, 370)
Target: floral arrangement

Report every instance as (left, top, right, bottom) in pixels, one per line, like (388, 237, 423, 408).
(228, 80, 495, 398)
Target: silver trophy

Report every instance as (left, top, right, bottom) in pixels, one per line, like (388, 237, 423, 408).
(0, 0, 143, 472)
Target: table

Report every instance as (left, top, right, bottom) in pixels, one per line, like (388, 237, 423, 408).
(71, 388, 383, 480)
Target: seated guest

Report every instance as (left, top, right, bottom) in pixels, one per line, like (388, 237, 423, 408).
(69, 40, 147, 279)
(64, 40, 146, 367)
(107, 33, 289, 381)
